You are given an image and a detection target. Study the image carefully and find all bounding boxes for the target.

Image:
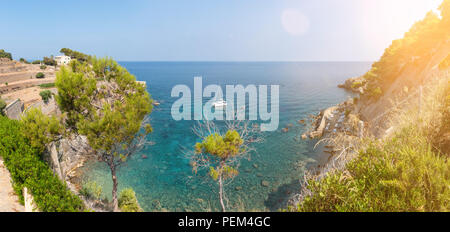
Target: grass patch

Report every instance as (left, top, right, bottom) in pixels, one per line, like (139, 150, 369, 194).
(39, 83, 56, 88)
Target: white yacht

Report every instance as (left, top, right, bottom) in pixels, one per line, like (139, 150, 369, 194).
(212, 99, 227, 108)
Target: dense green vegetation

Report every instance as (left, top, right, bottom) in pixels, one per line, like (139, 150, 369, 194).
(54, 56, 153, 211)
(39, 90, 53, 104)
(431, 83, 450, 155)
(0, 49, 12, 60)
(60, 48, 90, 62)
(118, 188, 142, 212)
(0, 98, 6, 115)
(80, 181, 103, 200)
(294, 78, 450, 212)
(0, 116, 84, 212)
(31, 60, 41, 64)
(43, 56, 56, 66)
(20, 108, 63, 154)
(361, 0, 450, 99)
(19, 52, 152, 211)
(36, 72, 45, 79)
(295, 128, 449, 212)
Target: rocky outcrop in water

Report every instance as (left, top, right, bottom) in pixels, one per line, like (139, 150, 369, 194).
(337, 76, 365, 94)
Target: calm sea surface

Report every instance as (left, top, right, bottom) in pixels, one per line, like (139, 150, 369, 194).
(82, 62, 370, 211)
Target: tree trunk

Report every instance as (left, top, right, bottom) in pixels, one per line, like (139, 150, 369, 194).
(218, 175, 226, 212)
(110, 164, 119, 212)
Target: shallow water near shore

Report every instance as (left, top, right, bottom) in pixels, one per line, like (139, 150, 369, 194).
(81, 62, 370, 211)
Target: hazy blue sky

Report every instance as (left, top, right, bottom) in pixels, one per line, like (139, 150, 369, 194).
(1, 0, 442, 61)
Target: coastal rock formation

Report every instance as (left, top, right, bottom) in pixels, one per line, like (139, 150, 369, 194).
(303, 98, 364, 139)
(44, 135, 95, 191)
(337, 76, 365, 94)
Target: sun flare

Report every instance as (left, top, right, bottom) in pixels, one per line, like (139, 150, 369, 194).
(281, 9, 310, 36)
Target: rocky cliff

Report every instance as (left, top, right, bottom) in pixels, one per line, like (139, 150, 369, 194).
(44, 135, 95, 192)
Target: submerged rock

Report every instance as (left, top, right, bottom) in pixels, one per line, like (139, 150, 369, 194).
(261, 180, 270, 187)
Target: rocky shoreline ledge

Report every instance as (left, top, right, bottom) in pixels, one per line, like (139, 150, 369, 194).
(302, 97, 365, 141)
(337, 76, 365, 94)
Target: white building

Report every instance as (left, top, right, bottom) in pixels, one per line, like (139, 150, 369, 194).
(54, 55, 71, 66)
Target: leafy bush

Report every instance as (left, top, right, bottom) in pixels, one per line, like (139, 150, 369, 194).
(19, 58, 29, 64)
(20, 108, 62, 153)
(40, 65, 47, 70)
(36, 72, 45, 79)
(80, 181, 103, 200)
(0, 98, 6, 115)
(0, 49, 12, 60)
(0, 116, 84, 212)
(43, 56, 56, 66)
(118, 188, 142, 212)
(39, 90, 53, 103)
(431, 83, 450, 155)
(296, 126, 450, 212)
(31, 60, 41, 64)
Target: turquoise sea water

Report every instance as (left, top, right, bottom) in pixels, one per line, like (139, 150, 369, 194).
(82, 62, 370, 211)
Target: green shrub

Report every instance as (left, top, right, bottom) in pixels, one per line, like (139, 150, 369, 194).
(0, 49, 12, 60)
(80, 181, 103, 200)
(31, 60, 41, 64)
(39, 83, 55, 88)
(432, 83, 450, 155)
(39, 90, 52, 103)
(19, 58, 29, 64)
(0, 116, 84, 212)
(296, 126, 450, 212)
(36, 72, 45, 79)
(43, 56, 56, 66)
(351, 81, 363, 89)
(40, 65, 47, 70)
(20, 108, 62, 153)
(118, 188, 142, 212)
(0, 99, 6, 116)
(368, 86, 382, 99)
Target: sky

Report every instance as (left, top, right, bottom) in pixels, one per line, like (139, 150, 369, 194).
(0, 0, 443, 61)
